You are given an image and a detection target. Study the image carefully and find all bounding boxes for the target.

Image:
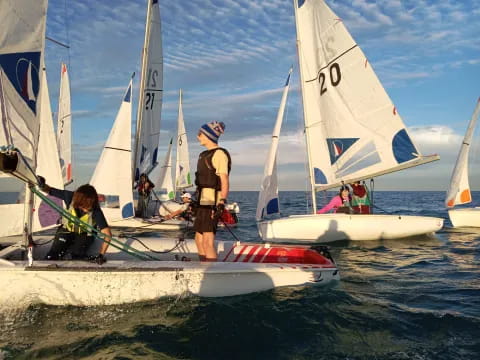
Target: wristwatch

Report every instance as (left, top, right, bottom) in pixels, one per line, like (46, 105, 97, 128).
(219, 198, 227, 203)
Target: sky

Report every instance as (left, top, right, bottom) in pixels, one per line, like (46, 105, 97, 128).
(39, 0, 480, 192)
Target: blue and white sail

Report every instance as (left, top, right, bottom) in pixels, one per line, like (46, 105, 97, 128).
(0, 0, 48, 170)
(91, 77, 135, 219)
(174, 89, 192, 191)
(151, 137, 175, 201)
(256, 68, 292, 221)
(445, 98, 480, 208)
(133, 0, 163, 182)
(294, 0, 439, 202)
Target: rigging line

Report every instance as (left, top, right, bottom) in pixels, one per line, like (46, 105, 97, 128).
(306, 44, 358, 83)
(45, 36, 70, 49)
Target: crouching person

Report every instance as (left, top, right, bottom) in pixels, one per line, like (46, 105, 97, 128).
(38, 177, 112, 264)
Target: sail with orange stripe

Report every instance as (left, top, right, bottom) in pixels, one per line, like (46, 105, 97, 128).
(445, 98, 480, 208)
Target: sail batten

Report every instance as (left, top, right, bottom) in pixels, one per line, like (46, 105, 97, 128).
(294, 0, 436, 200)
(445, 98, 480, 208)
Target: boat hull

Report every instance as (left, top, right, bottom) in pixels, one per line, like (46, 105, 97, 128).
(101, 207, 187, 230)
(258, 214, 444, 243)
(0, 240, 339, 307)
(448, 208, 480, 228)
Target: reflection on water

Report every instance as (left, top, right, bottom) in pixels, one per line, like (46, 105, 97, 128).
(1, 191, 480, 359)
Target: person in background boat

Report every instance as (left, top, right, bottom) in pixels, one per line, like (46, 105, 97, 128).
(159, 192, 193, 221)
(37, 176, 111, 265)
(194, 121, 231, 261)
(136, 173, 154, 218)
(317, 186, 353, 214)
(350, 181, 371, 214)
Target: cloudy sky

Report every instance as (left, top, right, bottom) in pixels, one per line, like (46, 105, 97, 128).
(42, 0, 480, 191)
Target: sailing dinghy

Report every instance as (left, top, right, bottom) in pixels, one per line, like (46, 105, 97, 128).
(445, 98, 480, 227)
(91, 0, 183, 230)
(56, 62, 72, 186)
(90, 77, 183, 230)
(256, 0, 444, 243)
(0, 0, 339, 308)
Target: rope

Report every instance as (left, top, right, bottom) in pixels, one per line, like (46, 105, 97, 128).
(119, 234, 185, 254)
(217, 215, 241, 242)
(30, 186, 160, 261)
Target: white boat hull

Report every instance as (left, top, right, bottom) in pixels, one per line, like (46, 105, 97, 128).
(101, 207, 187, 230)
(448, 208, 480, 228)
(258, 214, 444, 243)
(0, 239, 339, 307)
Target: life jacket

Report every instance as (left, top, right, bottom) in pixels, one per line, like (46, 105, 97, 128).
(351, 184, 371, 206)
(195, 147, 231, 192)
(63, 207, 94, 234)
(220, 208, 238, 225)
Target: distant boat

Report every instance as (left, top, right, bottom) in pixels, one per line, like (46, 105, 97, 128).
(150, 137, 175, 201)
(174, 89, 193, 194)
(445, 98, 480, 227)
(256, 0, 443, 242)
(56, 62, 73, 186)
(90, 0, 183, 230)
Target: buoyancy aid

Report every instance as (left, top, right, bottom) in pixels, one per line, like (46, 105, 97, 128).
(63, 207, 94, 234)
(351, 185, 371, 206)
(195, 147, 231, 191)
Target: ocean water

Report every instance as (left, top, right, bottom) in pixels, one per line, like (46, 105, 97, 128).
(0, 191, 479, 359)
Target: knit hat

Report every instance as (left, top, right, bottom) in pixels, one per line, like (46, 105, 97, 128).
(199, 121, 225, 144)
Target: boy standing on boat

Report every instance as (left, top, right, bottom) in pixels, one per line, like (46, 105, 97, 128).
(194, 121, 231, 261)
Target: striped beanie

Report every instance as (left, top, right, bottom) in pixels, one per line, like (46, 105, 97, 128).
(199, 121, 225, 144)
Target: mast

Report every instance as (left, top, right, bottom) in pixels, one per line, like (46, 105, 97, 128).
(133, 0, 153, 184)
(174, 88, 182, 195)
(293, 0, 318, 213)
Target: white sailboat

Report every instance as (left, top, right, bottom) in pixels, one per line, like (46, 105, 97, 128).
(90, 77, 135, 222)
(150, 137, 175, 201)
(445, 98, 480, 227)
(91, 0, 183, 230)
(133, 0, 163, 183)
(257, 0, 444, 243)
(174, 89, 193, 192)
(56, 62, 72, 186)
(0, 0, 340, 308)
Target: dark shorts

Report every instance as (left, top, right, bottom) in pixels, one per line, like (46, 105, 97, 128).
(193, 206, 217, 234)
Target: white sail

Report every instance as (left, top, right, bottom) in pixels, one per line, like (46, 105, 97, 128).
(294, 0, 438, 198)
(0, 0, 48, 238)
(256, 68, 292, 221)
(133, 0, 163, 182)
(32, 69, 64, 231)
(445, 98, 480, 208)
(0, 0, 48, 169)
(151, 138, 174, 201)
(56, 62, 72, 186)
(175, 89, 192, 191)
(90, 78, 134, 219)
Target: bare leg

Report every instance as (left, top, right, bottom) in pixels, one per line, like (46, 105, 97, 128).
(203, 232, 217, 261)
(195, 232, 206, 261)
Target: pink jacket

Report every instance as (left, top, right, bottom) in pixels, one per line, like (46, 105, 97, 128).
(317, 196, 344, 214)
